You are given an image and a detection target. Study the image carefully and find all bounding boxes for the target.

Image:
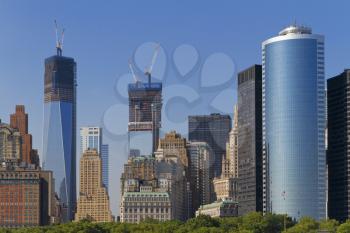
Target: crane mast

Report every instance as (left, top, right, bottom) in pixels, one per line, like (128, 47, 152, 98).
(54, 20, 65, 56)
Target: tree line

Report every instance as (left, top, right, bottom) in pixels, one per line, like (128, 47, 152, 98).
(1, 212, 350, 233)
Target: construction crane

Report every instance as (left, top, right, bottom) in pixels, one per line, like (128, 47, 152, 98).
(128, 59, 140, 83)
(145, 43, 160, 85)
(54, 20, 65, 56)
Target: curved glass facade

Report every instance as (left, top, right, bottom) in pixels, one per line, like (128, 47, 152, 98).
(262, 31, 326, 220)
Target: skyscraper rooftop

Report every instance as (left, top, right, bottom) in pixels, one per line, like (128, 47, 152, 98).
(278, 25, 312, 35)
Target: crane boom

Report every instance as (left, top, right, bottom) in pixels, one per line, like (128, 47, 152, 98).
(54, 20, 59, 49)
(60, 28, 65, 50)
(145, 43, 160, 85)
(129, 59, 139, 83)
(147, 43, 160, 75)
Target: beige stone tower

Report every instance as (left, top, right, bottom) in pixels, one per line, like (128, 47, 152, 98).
(75, 149, 113, 222)
(158, 131, 188, 167)
(228, 105, 238, 178)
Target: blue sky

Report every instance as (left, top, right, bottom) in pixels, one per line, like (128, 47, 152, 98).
(1, 0, 349, 215)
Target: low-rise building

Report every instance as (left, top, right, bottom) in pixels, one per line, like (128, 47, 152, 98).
(195, 198, 238, 218)
(213, 176, 238, 201)
(120, 188, 171, 223)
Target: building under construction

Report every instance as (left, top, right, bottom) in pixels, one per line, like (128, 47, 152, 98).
(128, 81, 162, 154)
(128, 44, 163, 154)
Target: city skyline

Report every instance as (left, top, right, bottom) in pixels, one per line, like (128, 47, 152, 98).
(1, 1, 350, 216)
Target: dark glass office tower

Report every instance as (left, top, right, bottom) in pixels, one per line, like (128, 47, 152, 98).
(327, 69, 350, 222)
(42, 49, 77, 221)
(237, 65, 263, 216)
(188, 114, 231, 179)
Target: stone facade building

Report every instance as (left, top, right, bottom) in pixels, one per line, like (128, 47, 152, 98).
(0, 163, 56, 227)
(195, 198, 238, 218)
(0, 121, 21, 162)
(75, 149, 113, 222)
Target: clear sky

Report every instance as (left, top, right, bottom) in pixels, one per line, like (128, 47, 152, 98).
(0, 0, 349, 215)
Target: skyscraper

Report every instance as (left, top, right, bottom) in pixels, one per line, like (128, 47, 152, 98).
(237, 65, 263, 215)
(80, 127, 109, 190)
(327, 69, 350, 221)
(10, 105, 39, 165)
(187, 141, 212, 215)
(157, 131, 191, 220)
(0, 121, 21, 162)
(157, 131, 189, 167)
(128, 81, 162, 154)
(42, 46, 77, 221)
(80, 127, 101, 154)
(101, 144, 109, 191)
(10, 105, 31, 164)
(75, 149, 113, 222)
(228, 105, 238, 178)
(188, 114, 231, 178)
(262, 25, 326, 220)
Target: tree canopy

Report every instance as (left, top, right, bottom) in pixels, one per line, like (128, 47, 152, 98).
(1, 213, 349, 233)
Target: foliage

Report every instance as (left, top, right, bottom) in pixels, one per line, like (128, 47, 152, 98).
(283, 217, 319, 233)
(0, 213, 347, 233)
(319, 219, 339, 233)
(337, 220, 350, 233)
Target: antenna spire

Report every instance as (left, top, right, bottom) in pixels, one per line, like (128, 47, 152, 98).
(54, 20, 65, 56)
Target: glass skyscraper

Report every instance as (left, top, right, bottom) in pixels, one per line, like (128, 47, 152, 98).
(262, 25, 326, 220)
(188, 114, 231, 178)
(327, 69, 350, 222)
(42, 52, 77, 221)
(237, 65, 263, 216)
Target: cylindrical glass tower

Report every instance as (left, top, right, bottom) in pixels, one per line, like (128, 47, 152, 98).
(262, 25, 326, 220)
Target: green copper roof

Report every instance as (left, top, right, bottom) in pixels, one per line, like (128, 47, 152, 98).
(199, 199, 238, 210)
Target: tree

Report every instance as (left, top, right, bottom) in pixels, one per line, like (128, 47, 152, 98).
(319, 219, 339, 233)
(337, 220, 350, 233)
(184, 215, 220, 231)
(284, 217, 319, 233)
(239, 212, 264, 233)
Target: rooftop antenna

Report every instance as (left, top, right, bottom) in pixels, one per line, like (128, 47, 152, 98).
(145, 43, 160, 85)
(54, 20, 65, 56)
(128, 59, 140, 83)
